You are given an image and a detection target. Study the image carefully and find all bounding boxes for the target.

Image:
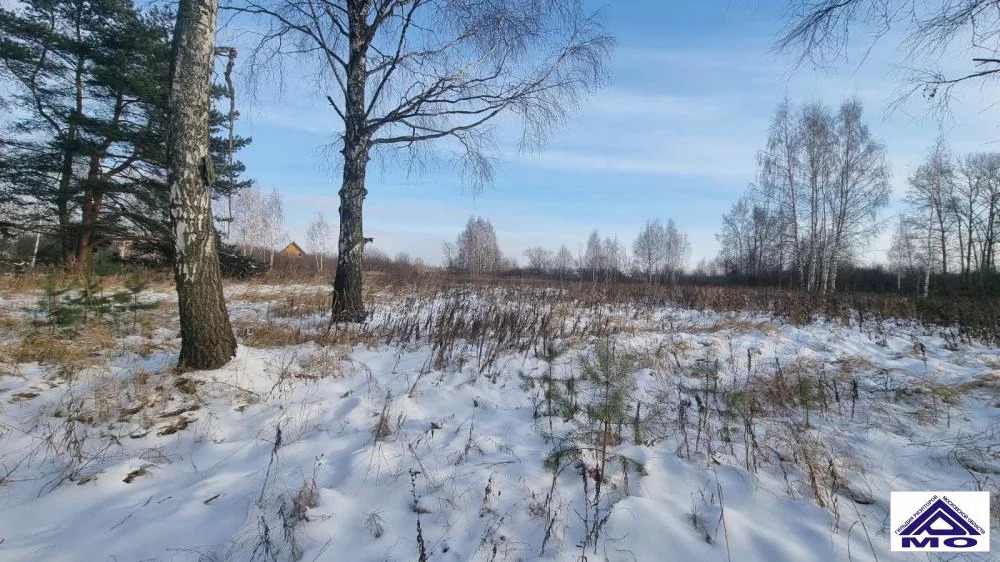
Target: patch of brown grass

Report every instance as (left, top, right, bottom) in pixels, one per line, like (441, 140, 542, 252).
(960, 371, 1000, 392)
(0, 273, 53, 292)
(902, 374, 1000, 425)
(11, 332, 91, 365)
(0, 270, 173, 293)
(833, 355, 875, 381)
(122, 338, 170, 358)
(688, 317, 778, 336)
(637, 337, 691, 373)
(234, 320, 309, 347)
(903, 372, 1000, 424)
(132, 307, 177, 338)
(765, 424, 866, 512)
(0, 314, 23, 332)
(268, 291, 331, 318)
(779, 356, 823, 379)
(8, 322, 117, 368)
(297, 349, 343, 379)
(226, 287, 274, 304)
(233, 317, 378, 349)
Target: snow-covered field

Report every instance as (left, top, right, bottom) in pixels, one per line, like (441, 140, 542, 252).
(0, 279, 997, 561)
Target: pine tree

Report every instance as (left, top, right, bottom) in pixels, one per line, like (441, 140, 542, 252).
(1, 0, 164, 264)
(0, 0, 253, 266)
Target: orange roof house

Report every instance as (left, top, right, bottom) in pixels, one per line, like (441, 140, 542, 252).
(280, 241, 306, 257)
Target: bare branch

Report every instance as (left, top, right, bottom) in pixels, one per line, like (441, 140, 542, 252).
(777, 1, 1000, 115)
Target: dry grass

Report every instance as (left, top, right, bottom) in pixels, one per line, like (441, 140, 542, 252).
(48, 366, 172, 423)
(0, 314, 23, 332)
(770, 425, 867, 515)
(232, 317, 379, 350)
(234, 319, 312, 348)
(901, 372, 1000, 424)
(0, 270, 174, 293)
(0, 313, 27, 364)
(907, 382, 962, 425)
(778, 357, 824, 379)
(226, 288, 273, 304)
(688, 317, 778, 336)
(268, 292, 331, 318)
(637, 338, 692, 374)
(121, 337, 172, 358)
(0, 273, 55, 293)
(833, 355, 875, 380)
(297, 349, 343, 379)
(8, 326, 115, 366)
(960, 371, 1000, 392)
(133, 306, 177, 337)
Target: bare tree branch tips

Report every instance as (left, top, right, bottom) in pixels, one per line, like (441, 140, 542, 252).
(225, 0, 613, 322)
(778, 0, 1000, 113)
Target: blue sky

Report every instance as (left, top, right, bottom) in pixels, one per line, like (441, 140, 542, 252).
(223, 1, 1000, 267)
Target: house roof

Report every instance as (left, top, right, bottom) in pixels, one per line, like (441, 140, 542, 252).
(281, 241, 306, 255)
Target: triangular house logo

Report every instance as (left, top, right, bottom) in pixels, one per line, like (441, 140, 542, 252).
(898, 496, 983, 536)
(892, 492, 990, 552)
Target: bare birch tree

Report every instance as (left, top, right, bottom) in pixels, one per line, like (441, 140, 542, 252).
(584, 230, 603, 282)
(908, 138, 956, 276)
(955, 154, 985, 277)
(974, 155, 1000, 275)
(602, 236, 626, 282)
(260, 187, 284, 265)
(230, 0, 612, 321)
(755, 98, 887, 292)
(167, 0, 237, 369)
(956, 152, 1000, 280)
(887, 215, 922, 292)
(824, 99, 890, 292)
(441, 241, 457, 271)
(799, 103, 835, 292)
(895, 147, 1000, 294)
(662, 219, 690, 284)
(553, 244, 575, 280)
(231, 185, 266, 257)
(454, 216, 502, 276)
(523, 246, 552, 276)
(717, 197, 755, 278)
(759, 99, 804, 286)
(717, 193, 786, 279)
(633, 219, 666, 284)
(306, 212, 333, 271)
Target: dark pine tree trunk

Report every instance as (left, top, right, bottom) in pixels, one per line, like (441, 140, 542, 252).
(76, 155, 103, 268)
(58, 51, 86, 265)
(167, 0, 236, 369)
(56, 127, 76, 264)
(77, 93, 124, 268)
(331, 0, 371, 323)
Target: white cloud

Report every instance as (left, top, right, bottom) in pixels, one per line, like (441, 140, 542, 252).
(248, 100, 342, 138)
(580, 90, 732, 120)
(511, 147, 753, 180)
(499, 86, 764, 181)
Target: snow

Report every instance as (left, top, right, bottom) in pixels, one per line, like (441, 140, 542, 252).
(0, 282, 997, 561)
